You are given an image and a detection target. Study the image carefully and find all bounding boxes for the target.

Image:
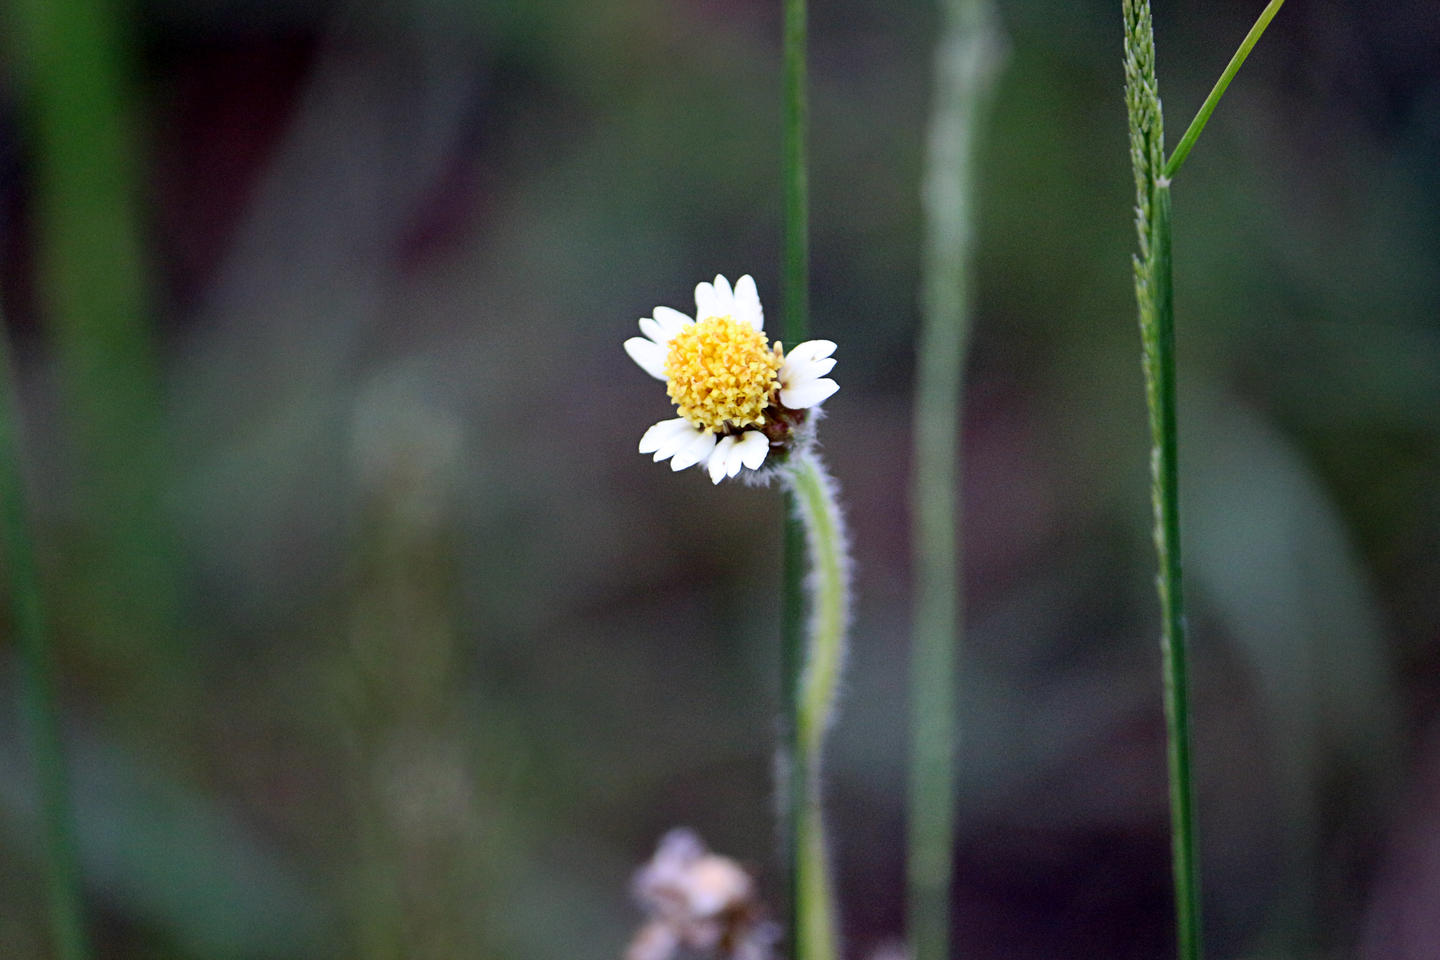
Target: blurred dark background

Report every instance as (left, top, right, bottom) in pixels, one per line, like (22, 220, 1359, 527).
(0, 0, 1438, 957)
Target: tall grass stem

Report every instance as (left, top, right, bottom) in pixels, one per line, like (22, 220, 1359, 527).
(0, 309, 92, 960)
(781, 0, 809, 351)
(908, 3, 1003, 960)
(1150, 184, 1201, 960)
(779, 0, 812, 954)
(1123, 2, 1199, 957)
(1125, 2, 1285, 955)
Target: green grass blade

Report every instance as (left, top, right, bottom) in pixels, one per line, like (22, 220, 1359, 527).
(1163, 0, 1286, 181)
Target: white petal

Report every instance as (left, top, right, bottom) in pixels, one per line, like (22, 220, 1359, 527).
(670, 430, 717, 471)
(653, 421, 705, 461)
(780, 378, 839, 409)
(695, 275, 737, 321)
(735, 430, 770, 470)
(694, 281, 720, 321)
(711, 275, 734, 315)
(781, 355, 836, 387)
(725, 446, 745, 477)
(784, 340, 837, 367)
(709, 436, 737, 483)
(625, 337, 669, 380)
(640, 418, 697, 455)
(805, 357, 838, 379)
(652, 306, 693, 339)
(638, 317, 670, 345)
(733, 275, 764, 330)
(724, 438, 748, 477)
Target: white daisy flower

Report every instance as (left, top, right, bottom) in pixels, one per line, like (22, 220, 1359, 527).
(625, 274, 840, 483)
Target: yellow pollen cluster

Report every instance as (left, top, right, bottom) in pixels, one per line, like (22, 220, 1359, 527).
(664, 316, 782, 432)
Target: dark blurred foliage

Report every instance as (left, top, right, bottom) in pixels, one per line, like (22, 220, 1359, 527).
(0, 0, 1437, 958)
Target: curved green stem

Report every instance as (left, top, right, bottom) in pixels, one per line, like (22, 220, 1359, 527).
(782, 451, 850, 960)
(0, 309, 92, 960)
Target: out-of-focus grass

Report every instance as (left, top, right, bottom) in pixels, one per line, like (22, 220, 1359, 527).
(9, 0, 182, 718)
(907, 2, 1002, 960)
(0, 295, 89, 960)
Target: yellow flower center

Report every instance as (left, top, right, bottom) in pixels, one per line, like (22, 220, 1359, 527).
(665, 316, 781, 432)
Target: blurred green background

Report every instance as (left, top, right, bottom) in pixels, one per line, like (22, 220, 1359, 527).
(0, 0, 1438, 957)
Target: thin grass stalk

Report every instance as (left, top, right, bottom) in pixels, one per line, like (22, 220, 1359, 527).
(1151, 183, 1200, 960)
(1122, 3, 1200, 959)
(908, 2, 1002, 958)
(782, 451, 849, 960)
(781, 0, 809, 355)
(0, 308, 92, 960)
(779, 0, 812, 954)
(1123, 3, 1287, 956)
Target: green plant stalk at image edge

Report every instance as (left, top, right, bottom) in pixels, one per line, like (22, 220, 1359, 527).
(0, 308, 92, 960)
(1123, 2, 1283, 958)
(11, 0, 180, 707)
(907, 1, 1003, 960)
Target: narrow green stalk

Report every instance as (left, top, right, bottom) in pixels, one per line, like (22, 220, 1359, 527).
(1123, 3, 1199, 959)
(779, 0, 812, 955)
(782, 451, 849, 960)
(1124, 2, 1285, 956)
(781, 0, 809, 351)
(1150, 184, 1201, 960)
(908, 3, 1003, 960)
(0, 309, 92, 960)
(1163, 0, 1286, 181)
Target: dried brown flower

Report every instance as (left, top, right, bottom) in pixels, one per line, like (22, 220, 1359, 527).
(626, 829, 779, 960)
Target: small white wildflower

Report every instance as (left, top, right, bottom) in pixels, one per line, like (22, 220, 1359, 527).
(626, 274, 839, 483)
(627, 829, 779, 960)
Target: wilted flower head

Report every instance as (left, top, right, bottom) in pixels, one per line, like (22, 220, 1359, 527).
(625, 275, 838, 483)
(626, 829, 778, 960)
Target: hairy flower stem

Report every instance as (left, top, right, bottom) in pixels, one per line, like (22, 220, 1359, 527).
(909, 1, 1003, 958)
(1124, 2, 1284, 958)
(781, 451, 849, 960)
(0, 309, 92, 960)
